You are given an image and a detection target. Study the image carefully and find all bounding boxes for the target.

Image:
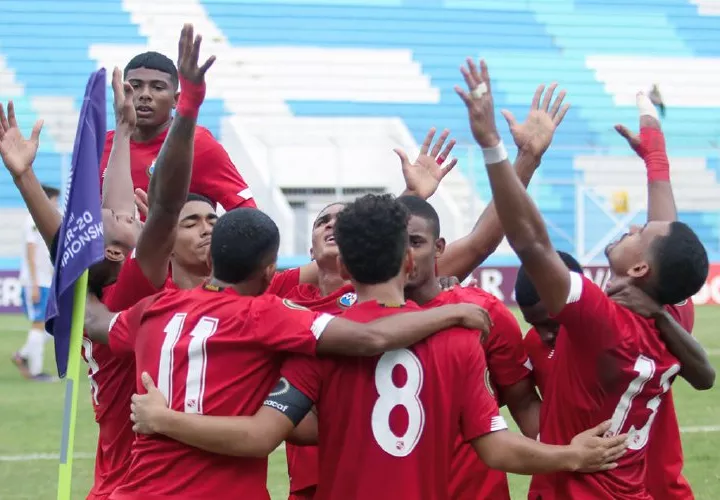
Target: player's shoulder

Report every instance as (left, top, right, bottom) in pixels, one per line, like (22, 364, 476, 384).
(193, 126, 220, 147)
(439, 286, 495, 305)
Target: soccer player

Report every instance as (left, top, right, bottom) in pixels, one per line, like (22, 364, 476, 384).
(128, 194, 628, 500)
(80, 204, 493, 500)
(459, 57, 709, 498)
(99, 48, 256, 212)
(398, 194, 539, 500)
(10, 184, 60, 381)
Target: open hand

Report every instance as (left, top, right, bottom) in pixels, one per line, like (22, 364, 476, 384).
(177, 24, 216, 84)
(569, 420, 629, 472)
(608, 282, 663, 318)
(134, 188, 149, 219)
(614, 92, 663, 158)
(501, 83, 570, 158)
(437, 275, 461, 291)
(0, 101, 43, 180)
(130, 372, 169, 435)
(396, 127, 458, 199)
(455, 58, 500, 148)
(112, 67, 136, 130)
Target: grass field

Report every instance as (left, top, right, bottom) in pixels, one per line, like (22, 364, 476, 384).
(0, 308, 718, 499)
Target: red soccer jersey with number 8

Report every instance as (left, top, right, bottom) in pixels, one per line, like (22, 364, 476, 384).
(282, 300, 506, 500)
(529, 273, 681, 499)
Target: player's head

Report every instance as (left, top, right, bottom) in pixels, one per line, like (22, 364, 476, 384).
(334, 194, 412, 286)
(210, 207, 280, 293)
(604, 221, 708, 305)
(515, 251, 582, 346)
(124, 51, 179, 128)
(309, 202, 346, 267)
(171, 194, 217, 277)
(396, 195, 444, 292)
(42, 185, 60, 205)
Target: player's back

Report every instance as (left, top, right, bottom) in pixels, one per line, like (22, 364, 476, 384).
(111, 285, 322, 500)
(285, 300, 503, 500)
(530, 274, 681, 499)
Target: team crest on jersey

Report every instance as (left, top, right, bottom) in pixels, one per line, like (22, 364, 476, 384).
(283, 299, 310, 311)
(484, 368, 496, 399)
(337, 292, 357, 308)
(147, 159, 157, 177)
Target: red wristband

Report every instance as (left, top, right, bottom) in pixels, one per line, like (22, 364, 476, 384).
(639, 127, 670, 183)
(176, 76, 206, 120)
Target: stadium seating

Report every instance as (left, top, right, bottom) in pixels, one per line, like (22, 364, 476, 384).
(0, 0, 718, 264)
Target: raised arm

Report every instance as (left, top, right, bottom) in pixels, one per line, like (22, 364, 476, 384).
(83, 293, 116, 344)
(615, 93, 676, 222)
(101, 68, 137, 217)
(0, 102, 61, 250)
(455, 59, 572, 315)
(134, 24, 216, 287)
(316, 303, 492, 356)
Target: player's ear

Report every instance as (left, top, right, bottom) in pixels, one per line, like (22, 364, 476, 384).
(435, 237, 446, 257)
(309, 246, 315, 261)
(628, 260, 650, 279)
(173, 91, 180, 109)
(337, 256, 351, 281)
(264, 260, 277, 285)
(403, 247, 414, 277)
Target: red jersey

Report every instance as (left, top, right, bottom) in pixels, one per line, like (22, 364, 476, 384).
(100, 126, 256, 212)
(529, 273, 681, 499)
(282, 300, 507, 500)
(424, 287, 530, 500)
(526, 302, 695, 500)
(107, 286, 333, 500)
(85, 255, 162, 499)
(523, 326, 557, 397)
(274, 279, 357, 496)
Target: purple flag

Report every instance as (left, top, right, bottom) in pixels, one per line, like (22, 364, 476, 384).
(46, 69, 107, 377)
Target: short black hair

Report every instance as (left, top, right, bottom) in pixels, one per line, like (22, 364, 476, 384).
(124, 51, 178, 89)
(397, 195, 440, 239)
(515, 251, 583, 307)
(210, 208, 279, 283)
(650, 221, 708, 305)
(186, 193, 215, 209)
(42, 185, 60, 199)
(335, 194, 409, 285)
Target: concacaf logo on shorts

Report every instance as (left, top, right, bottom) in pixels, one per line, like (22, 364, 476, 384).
(337, 292, 357, 309)
(484, 368, 496, 399)
(147, 159, 157, 177)
(282, 299, 310, 311)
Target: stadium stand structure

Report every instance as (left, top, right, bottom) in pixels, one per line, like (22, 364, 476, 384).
(0, 0, 719, 265)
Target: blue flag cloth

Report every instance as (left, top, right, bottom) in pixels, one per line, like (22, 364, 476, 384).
(46, 69, 108, 377)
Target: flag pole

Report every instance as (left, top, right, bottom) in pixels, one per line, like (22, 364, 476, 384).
(56, 270, 90, 500)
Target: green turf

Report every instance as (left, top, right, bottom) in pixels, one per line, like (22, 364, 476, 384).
(0, 308, 718, 499)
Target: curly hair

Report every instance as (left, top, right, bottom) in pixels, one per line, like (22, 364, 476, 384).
(335, 194, 410, 284)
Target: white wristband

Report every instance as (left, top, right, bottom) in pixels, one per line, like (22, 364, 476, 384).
(482, 141, 508, 165)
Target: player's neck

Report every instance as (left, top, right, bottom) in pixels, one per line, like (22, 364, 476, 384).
(405, 276, 442, 306)
(131, 118, 173, 143)
(171, 265, 207, 290)
(317, 269, 348, 297)
(353, 279, 405, 305)
(208, 276, 265, 296)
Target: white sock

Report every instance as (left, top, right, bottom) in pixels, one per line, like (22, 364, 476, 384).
(24, 329, 47, 376)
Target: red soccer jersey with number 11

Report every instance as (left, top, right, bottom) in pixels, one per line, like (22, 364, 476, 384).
(106, 285, 333, 500)
(282, 300, 507, 500)
(529, 273, 681, 500)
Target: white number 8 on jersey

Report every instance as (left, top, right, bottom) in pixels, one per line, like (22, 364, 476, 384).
(371, 349, 425, 457)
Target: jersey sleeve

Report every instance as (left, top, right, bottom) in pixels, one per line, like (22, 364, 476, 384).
(664, 300, 695, 332)
(194, 129, 256, 210)
(107, 293, 159, 355)
(250, 295, 334, 355)
(484, 300, 532, 391)
(266, 268, 301, 298)
(551, 272, 619, 352)
(281, 354, 323, 403)
(458, 332, 508, 441)
(101, 253, 161, 312)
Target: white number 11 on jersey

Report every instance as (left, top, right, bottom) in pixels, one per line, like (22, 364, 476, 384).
(158, 313, 219, 414)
